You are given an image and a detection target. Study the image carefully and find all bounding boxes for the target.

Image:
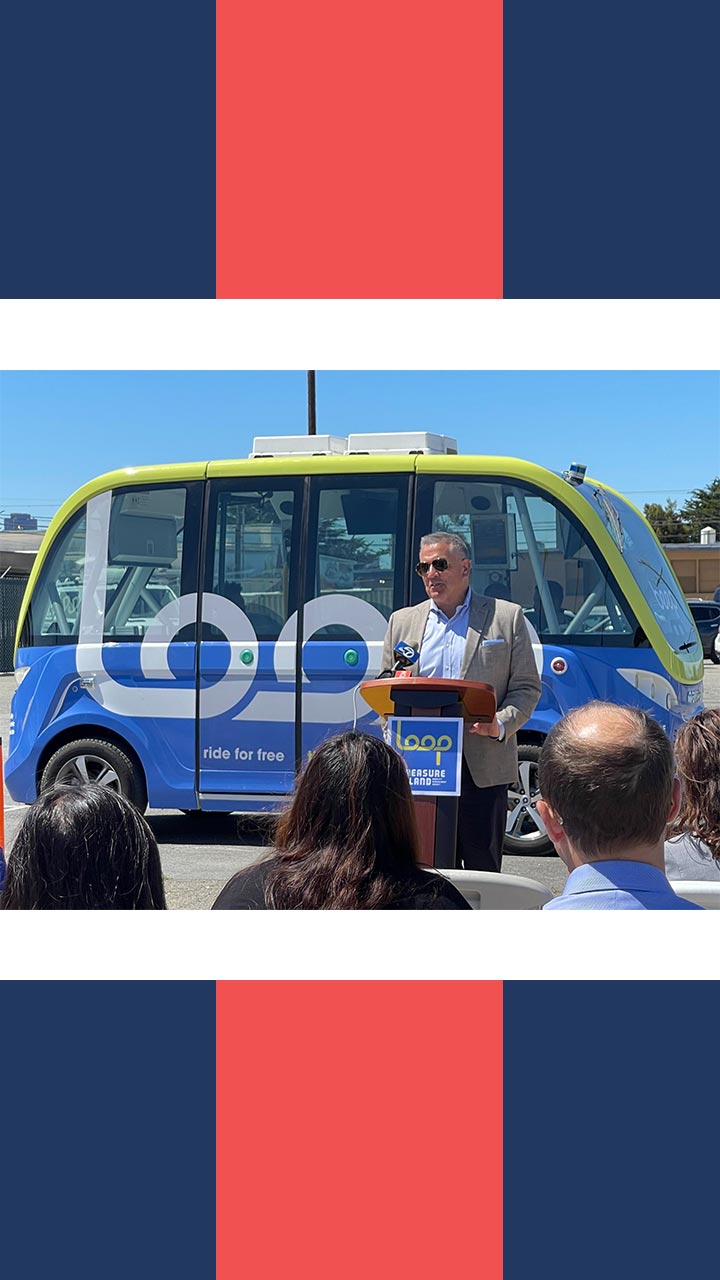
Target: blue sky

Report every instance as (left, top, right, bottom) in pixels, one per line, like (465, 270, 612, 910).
(0, 371, 718, 525)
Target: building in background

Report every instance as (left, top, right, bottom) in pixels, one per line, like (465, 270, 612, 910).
(3, 512, 38, 531)
(0, 526, 46, 671)
(663, 527, 720, 599)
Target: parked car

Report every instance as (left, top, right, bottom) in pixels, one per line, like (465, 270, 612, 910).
(688, 600, 720, 661)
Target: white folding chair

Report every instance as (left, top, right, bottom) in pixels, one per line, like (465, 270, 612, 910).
(432, 868, 553, 910)
(670, 881, 720, 909)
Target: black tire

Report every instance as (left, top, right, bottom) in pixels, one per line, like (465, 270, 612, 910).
(40, 737, 148, 813)
(504, 743, 554, 856)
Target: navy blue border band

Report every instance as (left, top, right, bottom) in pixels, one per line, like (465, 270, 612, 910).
(0, 2, 215, 298)
(1, 981, 216, 1279)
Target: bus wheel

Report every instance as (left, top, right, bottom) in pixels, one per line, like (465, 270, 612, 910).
(504, 744, 554, 856)
(40, 738, 148, 813)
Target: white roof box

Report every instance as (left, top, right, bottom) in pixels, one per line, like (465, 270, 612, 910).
(251, 434, 348, 457)
(347, 431, 457, 455)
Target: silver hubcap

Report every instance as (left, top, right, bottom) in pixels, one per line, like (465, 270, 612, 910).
(506, 759, 547, 842)
(55, 754, 121, 790)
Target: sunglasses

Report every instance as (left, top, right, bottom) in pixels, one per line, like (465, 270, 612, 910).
(416, 557, 450, 576)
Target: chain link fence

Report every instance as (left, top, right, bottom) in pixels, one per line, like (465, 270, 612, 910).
(1, 578, 28, 672)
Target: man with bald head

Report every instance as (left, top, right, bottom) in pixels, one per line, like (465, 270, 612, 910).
(538, 701, 702, 910)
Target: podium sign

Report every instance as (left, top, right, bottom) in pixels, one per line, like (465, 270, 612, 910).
(389, 716, 463, 796)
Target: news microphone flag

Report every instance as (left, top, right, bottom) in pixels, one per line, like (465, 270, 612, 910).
(1, 2, 717, 298)
(393, 641, 420, 669)
(2, 981, 718, 1278)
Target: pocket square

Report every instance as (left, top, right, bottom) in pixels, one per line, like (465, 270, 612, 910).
(481, 638, 506, 646)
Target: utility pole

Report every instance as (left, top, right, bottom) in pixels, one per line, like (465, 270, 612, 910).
(307, 371, 317, 435)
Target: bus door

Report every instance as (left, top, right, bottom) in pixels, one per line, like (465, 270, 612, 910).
(300, 474, 411, 761)
(198, 478, 302, 801)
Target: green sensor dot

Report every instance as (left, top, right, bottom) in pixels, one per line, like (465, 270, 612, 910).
(240, 649, 255, 665)
(344, 649, 359, 666)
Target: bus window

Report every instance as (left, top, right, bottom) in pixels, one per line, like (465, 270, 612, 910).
(307, 478, 408, 639)
(103, 487, 187, 639)
(417, 477, 635, 642)
(209, 486, 297, 639)
(27, 507, 86, 644)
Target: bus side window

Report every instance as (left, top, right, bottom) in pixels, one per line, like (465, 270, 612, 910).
(418, 477, 636, 642)
(27, 507, 87, 644)
(307, 479, 409, 639)
(207, 486, 298, 640)
(104, 488, 188, 640)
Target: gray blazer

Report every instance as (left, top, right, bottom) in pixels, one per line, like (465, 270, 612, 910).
(665, 833, 720, 881)
(381, 594, 542, 788)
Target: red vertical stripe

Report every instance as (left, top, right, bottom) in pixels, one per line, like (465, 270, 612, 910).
(217, 981, 502, 1279)
(216, 2, 503, 298)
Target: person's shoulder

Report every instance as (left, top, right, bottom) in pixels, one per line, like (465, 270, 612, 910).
(665, 831, 720, 881)
(389, 601, 430, 624)
(474, 594, 524, 624)
(211, 858, 274, 910)
(390, 871, 472, 910)
(666, 830, 713, 856)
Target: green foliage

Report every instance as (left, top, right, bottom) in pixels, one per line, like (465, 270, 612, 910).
(317, 519, 378, 566)
(679, 477, 720, 541)
(643, 499, 690, 542)
(644, 480, 720, 542)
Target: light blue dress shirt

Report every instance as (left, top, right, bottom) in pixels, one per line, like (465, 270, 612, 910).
(543, 860, 703, 910)
(419, 590, 472, 680)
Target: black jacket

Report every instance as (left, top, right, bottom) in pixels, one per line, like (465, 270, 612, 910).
(212, 858, 471, 910)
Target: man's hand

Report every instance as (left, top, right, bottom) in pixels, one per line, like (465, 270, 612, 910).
(469, 714, 501, 739)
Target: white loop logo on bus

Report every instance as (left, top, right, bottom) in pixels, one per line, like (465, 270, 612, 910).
(240, 593, 389, 724)
(76, 590, 389, 722)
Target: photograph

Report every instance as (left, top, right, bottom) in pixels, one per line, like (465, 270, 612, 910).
(2, 369, 719, 912)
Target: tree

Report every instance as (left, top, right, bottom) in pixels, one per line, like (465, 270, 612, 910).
(679, 477, 720, 541)
(643, 499, 691, 542)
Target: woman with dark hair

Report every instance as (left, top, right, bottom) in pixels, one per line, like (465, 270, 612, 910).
(212, 731, 470, 910)
(1, 784, 167, 910)
(665, 709, 720, 881)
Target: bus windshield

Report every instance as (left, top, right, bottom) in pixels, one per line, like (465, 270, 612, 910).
(581, 485, 699, 656)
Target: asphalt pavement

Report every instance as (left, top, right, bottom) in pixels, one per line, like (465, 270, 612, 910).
(3, 664, 720, 908)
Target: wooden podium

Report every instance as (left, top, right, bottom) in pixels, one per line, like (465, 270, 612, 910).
(359, 677, 496, 869)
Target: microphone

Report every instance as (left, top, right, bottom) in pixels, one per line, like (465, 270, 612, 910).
(379, 640, 420, 678)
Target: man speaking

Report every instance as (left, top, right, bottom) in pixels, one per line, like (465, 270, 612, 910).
(381, 532, 541, 872)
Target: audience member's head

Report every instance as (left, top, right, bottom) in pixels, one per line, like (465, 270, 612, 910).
(265, 730, 421, 909)
(668, 709, 720, 861)
(1, 784, 166, 910)
(537, 702, 680, 869)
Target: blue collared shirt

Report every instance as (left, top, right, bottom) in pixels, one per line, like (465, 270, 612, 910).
(543, 860, 703, 910)
(419, 589, 472, 680)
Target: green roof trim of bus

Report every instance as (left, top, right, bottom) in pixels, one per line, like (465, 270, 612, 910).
(16, 453, 703, 684)
(415, 455, 702, 684)
(207, 455, 416, 476)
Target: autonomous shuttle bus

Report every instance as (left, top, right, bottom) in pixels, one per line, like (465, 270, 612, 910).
(7, 433, 704, 854)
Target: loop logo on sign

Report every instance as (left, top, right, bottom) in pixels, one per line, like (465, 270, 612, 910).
(393, 723, 454, 766)
(389, 716, 464, 796)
